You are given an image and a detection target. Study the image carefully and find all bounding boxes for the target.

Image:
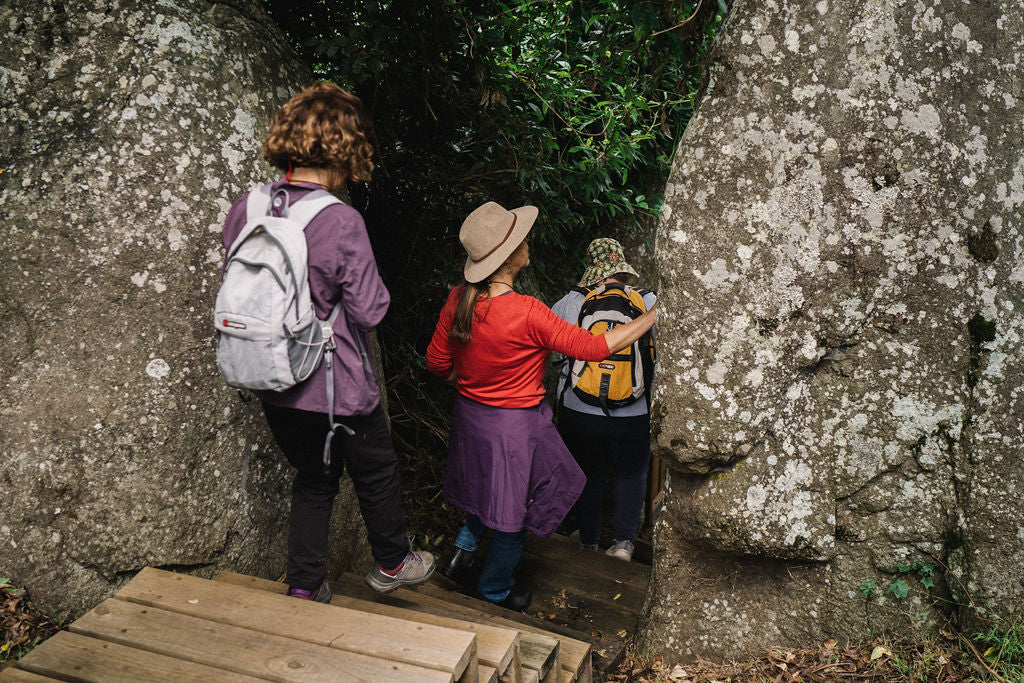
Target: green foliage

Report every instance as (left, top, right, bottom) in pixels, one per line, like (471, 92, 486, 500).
(973, 622, 1024, 682)
(888, 579, 910, 599)
(266, 0, 721, 274)
(264, 0, 723, 472)
(860, 561, 937, 603)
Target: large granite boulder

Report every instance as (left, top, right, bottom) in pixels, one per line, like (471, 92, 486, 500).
(640, 0, 1024, 662)
(0, 0, 370, 616)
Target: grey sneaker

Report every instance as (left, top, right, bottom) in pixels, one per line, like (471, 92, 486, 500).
(569, 529, 598, 551)
(605, 539, 635, 561)
(365, 550, 436, 593)
(288, 579, 332, 603)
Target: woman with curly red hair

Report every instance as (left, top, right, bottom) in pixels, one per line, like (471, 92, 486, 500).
(221, 82, 434, 601)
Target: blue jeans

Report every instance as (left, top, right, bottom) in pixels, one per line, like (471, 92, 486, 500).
(454, 514, 527, 602)
(558, 409, 650, 546)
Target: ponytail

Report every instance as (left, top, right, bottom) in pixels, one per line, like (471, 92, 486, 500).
(450, 281, 489, 343)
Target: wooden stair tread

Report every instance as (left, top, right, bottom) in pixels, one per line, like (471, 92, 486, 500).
(395, 576, 595, 683)
(69, 596, 452, 681)
(119, 567, 475, 681)
(524, 533, 650, 590)
(12, 630, 258, 683)
(0, 668, 64, 682)
(424, 535, 645, 682)
(216, 570, 519, 681)
(334, 572, 577, 683)
(479, 664, 498, 683)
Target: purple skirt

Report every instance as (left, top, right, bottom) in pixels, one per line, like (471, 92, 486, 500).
(443, 395, 585, 537)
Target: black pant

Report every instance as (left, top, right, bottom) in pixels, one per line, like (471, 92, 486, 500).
(559, 408, 651, 545)
(263, 403, 409, 590)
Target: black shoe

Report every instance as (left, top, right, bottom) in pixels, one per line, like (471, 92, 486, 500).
(439, 548, 477, 588)
(492, 587, 531, 612)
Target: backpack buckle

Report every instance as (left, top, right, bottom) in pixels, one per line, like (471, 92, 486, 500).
(321, 320, 336, 351)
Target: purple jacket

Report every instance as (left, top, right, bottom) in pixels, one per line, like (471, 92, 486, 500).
(221, 180, 389, 416)
(444, 395, 585, 536)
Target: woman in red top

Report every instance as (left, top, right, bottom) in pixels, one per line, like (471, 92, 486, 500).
(426, 201, 656, 610)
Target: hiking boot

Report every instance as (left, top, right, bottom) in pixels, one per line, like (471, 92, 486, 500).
(483, 586, 531, 612)
(569, 529, 598, 551)
(605, 539, 635, 561)
(288, 579, 332, 603)
(365, 550, 436, 593)
(439, 547, 477, 588)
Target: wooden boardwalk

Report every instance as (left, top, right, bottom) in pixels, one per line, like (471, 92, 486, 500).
(0, 533, 648, 682)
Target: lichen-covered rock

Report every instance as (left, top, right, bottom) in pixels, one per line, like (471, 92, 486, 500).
(640, 0, 1024, 662)
(0, 0, 370, 616)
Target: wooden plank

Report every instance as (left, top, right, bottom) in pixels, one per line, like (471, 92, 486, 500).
(332, 574, 535, 683)
(410, 578, 592, 683)
(521, 535, 648, 599)
(645, 452, 666, 532)
(479, 664, 498, 683)
(516, 552, 646, 613)
(335, 574, 574, 683)
(321, 573, 525, 683)
(14, 630, 256, 682)
(117, 567, 474, 681)
(212, 571, 289, 594)
(215, 571, 519, 678)
(517, 633, 559, 683)
(0, 668, 61, 682)
(70, 597, 452, 682)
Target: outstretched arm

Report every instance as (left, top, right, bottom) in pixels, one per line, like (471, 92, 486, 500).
(602, 304, 657, 354)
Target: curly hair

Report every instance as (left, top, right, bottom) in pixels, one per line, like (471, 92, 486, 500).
(263, 82, 374, 186)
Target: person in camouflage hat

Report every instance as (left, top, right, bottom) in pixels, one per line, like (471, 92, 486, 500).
(577, 238, 640, 288)
(553, 238, 656, 562)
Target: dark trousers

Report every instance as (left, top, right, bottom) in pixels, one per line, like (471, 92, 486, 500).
(558, 408, 650, 546)
(263, 403, 409, 591)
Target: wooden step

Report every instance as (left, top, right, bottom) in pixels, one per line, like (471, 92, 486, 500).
(119, 567, 477, 682)
(524, 533, 650, 592)
(216, 570, 518, 683)
(0, 667, 66, 682)
(406, 577, 593, 683)
(332, 572, 576, 683)
(11, 630, 259, 682)
(70, 597, 452, 681)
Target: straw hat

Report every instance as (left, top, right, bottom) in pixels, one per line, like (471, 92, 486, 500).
(460, 201, 538, 283)
(577, 238, 640, 287)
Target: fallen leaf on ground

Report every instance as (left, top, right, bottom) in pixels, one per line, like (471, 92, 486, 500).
(669, 664, 688, 679)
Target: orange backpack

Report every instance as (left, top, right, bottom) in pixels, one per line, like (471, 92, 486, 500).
(560, 284, 655, 415)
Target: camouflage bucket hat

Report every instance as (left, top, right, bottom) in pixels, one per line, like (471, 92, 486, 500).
(577, 238, 639, 287)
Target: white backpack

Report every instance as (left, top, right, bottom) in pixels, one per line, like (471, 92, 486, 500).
(215, 184, 353, 477)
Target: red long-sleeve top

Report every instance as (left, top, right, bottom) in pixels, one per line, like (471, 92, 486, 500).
(426, 287, 611, 408)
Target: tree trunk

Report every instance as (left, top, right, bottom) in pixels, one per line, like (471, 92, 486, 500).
(0, 0, 370, 616)
(641, 0, 1024, 662)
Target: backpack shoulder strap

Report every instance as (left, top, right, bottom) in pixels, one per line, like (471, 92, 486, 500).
(287, 190, 344, 230)
(571, 285, 591, 297)
(245, 183, 274, 221)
